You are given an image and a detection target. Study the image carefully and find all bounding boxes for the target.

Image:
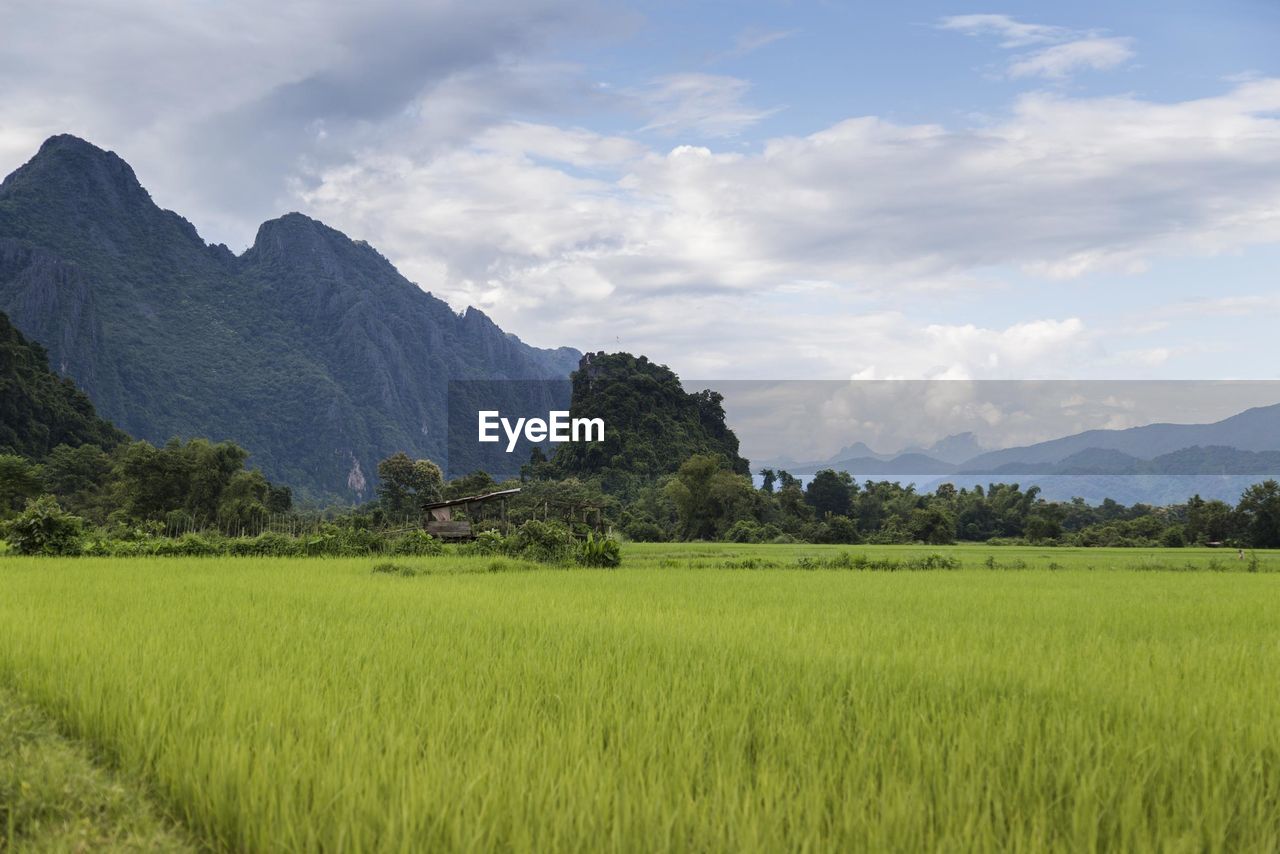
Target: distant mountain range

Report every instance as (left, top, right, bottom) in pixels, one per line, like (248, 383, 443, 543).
(766, 431, 988, 473)
(959, 403, 1280, 470)
(0, 135, 578, 501)
(759, 405, 1280, 504)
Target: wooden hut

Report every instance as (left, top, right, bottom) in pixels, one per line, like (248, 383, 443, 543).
(421, 488, 521, 540)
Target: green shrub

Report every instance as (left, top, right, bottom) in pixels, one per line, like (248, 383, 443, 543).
(2, 496, 83, 555)
(459, 529, 507, 556)
(723, 520, 762, 543)
(576, 533, 622, 568)
(152, 533, 221, 556)
(817, 516, 860, 545)
(227, 531, 303, 557)
(793, 552, 961, 572)
(623, 519, 666, 542)
(389, 531, 443, 556)
(509, 520, 576, 563)
(304, 524, 385, 556)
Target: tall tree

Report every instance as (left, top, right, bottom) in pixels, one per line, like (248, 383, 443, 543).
(377, 453, 444, 516)
(1237, 480, 1280, 548)
(665, 455, 757, 540)
(805, 469, 854, 518)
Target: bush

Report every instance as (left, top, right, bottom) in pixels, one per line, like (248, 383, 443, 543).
(227, 531, 303, 557)
(1160, 526, 1187, 548)
(793, 552, 961, 571)
(303, 524, 385, 556)
(723, 520, 762, 543)
(509, 520, 577, 563)
(152, 532, 222, 556)
(389, 530, 443, 556)
(623, 519, 667, 542)
(2, 496, 83, 555)
(577, 533, 622, 568)
(815, 516, 860, 545)
(459, 529, 507, 556)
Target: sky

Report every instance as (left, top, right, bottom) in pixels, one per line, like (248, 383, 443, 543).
(2, 0, 1279, 384)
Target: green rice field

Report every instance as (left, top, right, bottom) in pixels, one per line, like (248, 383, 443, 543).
(2, 544, 1280, 851)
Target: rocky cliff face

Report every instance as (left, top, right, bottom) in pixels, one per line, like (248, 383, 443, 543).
(0, 135, 580, 501)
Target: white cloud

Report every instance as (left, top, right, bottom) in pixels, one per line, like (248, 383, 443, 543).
(939, 14, 1134, 81)
(632, 73, 780, 138)
(1007, 37, 1134, 79)
(707, 27, 798, 64)
(937, 14, 1067, 47)
(296, 77, 1280, 378)
(4, 4, 1277, 382)
(1161, 295, 1280, 317)
(0, 0, 623, 247)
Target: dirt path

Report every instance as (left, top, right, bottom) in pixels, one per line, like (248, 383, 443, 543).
(0, 687, 198, 852)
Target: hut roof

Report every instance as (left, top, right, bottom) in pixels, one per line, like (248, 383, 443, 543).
(421, 488, 521, 511)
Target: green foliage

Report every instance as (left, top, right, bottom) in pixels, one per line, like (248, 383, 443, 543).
(723, 519, 764, 543)
(377, 453, 444, 516)
(816, 515, 861, 545)
(444, 470, 497, 501)
(0, 453, 42, 515)
(115, 437, 250, 524)
(805, 470, 854, 517)
(217, 469, 272, 531)
(537, 352, 749, 493)
(460, 529, 508, 556)
(389, 531, 444, 556)
(576, 532, 622, 568)
(450, 520, 591, 564)
(1236, 480, 1280, 548)
(622, 518, 666, 542)
(793, 552, 961, 571)
(508, 520, 578, 563)
(41, 442, 112, 517)
(665, 454, 758, 540)
(226, 532, 305, 557)
(1185, 495, 1235, 544)
(2, 494, 82, 555)
(909, 506, 957, 545)
(0, 310, 126, 460)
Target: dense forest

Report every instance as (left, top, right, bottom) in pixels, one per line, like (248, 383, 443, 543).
(4, 325, 1279, 555)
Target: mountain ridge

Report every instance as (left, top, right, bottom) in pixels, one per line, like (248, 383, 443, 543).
(0, 134, 579, 501)
(958, 403, 1280, 471)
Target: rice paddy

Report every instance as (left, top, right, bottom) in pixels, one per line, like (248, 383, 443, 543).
(2, 545, 1279, 851)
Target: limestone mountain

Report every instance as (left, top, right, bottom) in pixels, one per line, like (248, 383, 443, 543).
(0, 135, 579, 501)
(536, 352, 750, 495)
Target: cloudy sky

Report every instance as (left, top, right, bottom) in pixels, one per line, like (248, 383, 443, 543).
(3, 0, 1279, 383)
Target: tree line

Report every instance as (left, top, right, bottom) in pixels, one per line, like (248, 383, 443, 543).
(594, 455, 1280, 548)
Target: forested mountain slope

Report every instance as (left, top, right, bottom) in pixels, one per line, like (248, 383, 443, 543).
(0, 309, 126, 458)
(0, 135, 578, 500)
